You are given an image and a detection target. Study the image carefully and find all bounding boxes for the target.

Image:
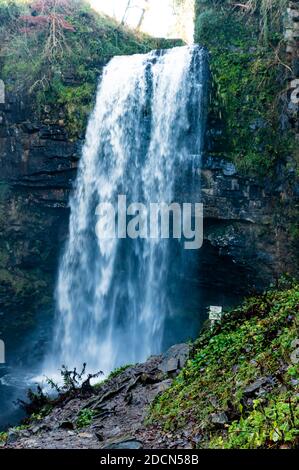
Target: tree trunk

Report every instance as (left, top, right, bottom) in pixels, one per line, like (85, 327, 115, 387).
(136, 0, 149, 30)
(121, 0, 132, 26)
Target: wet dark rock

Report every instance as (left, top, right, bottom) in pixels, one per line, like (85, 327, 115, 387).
(210, 412, 229, 426)
(243, 377, 270, 397)
(7, 430, 19, 444)
(4, 344, 189, 449)
(31, 423, 51, 434)
(158, 343, 190, 375)
(0, 84, 298, 346)
(124, 392, 133, 405)
(93, 428, 104, 441)
(209, 396, 220, 408)
(59, 421, 74, 430)
(103, 438, 143, 450)
(139, 372, 163, 384)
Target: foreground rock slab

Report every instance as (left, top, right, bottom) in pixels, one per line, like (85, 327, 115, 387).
(3, 344, 191, 450)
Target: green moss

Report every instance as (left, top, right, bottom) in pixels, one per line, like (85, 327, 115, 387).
(93, 364, 133, 391)
(149, 283, 299, 448)
(76, 408, 95, 429)
(108, 364, 133, 380)
(0, 432, 8, 443)
(28, 404, 53, 423)
(210, 393, 299, 448)
(194, 0, 296, 176)
(1, 0, 181, 138)
(0, 268, 28, 292)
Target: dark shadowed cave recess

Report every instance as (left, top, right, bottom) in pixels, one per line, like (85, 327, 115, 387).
(163, 237, 249, 350)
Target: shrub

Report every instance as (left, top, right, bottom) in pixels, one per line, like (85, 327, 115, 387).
(149, 284, 299, 448)
(76, 408, 95, 429)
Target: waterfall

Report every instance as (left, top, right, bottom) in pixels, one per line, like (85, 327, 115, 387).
(47, 45, 208, 376)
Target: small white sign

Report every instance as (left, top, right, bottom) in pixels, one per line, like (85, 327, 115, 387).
(0, 80, 4, 104)
(209, 306, 223, 322)
(0, 339, 5, 364)
(209, 306, 222, 314)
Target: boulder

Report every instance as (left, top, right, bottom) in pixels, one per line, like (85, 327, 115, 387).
(103, 437, 143, 450)
(210, 412, 228, 426)
(243, 377, 269, 397)
(158, 343, 190, 375)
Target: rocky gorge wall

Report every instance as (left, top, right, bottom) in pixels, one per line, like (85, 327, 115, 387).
(0, 90, 78, 342)
(193, 0, 299, 288)
(0, 77, 298, 345)
(286, 1, 299, 137)
(199, 154, 298, 288)
(1, 0, 299, 344)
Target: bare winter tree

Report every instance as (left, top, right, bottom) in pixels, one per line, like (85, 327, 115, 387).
(17, 0, 76, 92)
(121, 0, 133, 26)
(120, 0, 150, 30)
(136, 0, 149, 30)
(20, 0, 75, 60)
(172, 0, 195, 43)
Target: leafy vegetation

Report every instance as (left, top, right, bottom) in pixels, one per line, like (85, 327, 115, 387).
(93, 364, 133, 391)
(149, 281, 299, 448)
(0, 0, 180, 137)
(76, 408, 95, 429)
(107, 364, 133, 380)
(194, 0, 296, 175)
(210, 394, 298, 448)
(0, 431, 8, 443)
(19, 363, 102, 421)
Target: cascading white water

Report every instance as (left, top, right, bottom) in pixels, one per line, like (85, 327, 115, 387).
(46, 45, 208, 376)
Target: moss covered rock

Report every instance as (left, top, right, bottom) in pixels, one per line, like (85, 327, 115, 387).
(149, 280, 299, 448)
(195, 0, 296, 176)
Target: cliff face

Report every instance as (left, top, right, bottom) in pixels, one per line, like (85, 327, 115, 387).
(200, 155, 299, 287)
(0, 85, 297, 343)
(0, 0, 298, 343)
(193, 0, 299, 287)
(0, 93, 79, 198)
(0, 91, 75, 341)
(286, 1, 299, 138)
(0, 0, 179, 341)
